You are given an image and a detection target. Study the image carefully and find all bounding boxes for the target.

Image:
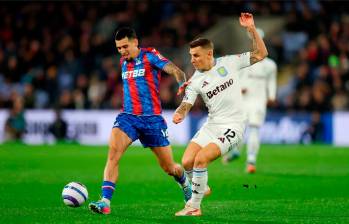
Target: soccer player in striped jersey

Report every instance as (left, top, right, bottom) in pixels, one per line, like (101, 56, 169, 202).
(173, 13, 268, 216)
(89, 27, 191, 215)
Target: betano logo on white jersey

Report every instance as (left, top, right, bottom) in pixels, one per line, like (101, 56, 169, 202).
(183, 52, 251, 125)
(206, 78, 234, 99)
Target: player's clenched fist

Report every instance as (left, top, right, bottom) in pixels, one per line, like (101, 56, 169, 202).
(239, 12, 255, 28)
(172, 112, 184, 124)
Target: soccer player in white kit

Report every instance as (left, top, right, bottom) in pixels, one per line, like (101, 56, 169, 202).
(222, 28, 277, 174)
(172, 13, 268, 216)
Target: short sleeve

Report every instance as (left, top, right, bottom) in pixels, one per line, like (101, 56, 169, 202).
(146, 48, 169, 69)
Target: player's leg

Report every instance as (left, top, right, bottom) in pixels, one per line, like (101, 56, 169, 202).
(246, 108, 265, 173)
(89, 128, 132, 214)
(181, 141, 212, 196)
(90, 113, 137, 215)
(246, 125, 260, 173)
(222, 109, 251, 164)
(151, 146, 191, 202)
(183, 126, 212, 184)
(175, 143, 221, 216)
(182, 141, 202, 182)
(139, 115, 191, 202)
(103, 128, 132, 199)
(191, 143, 220, 206)
(176, 126, 242, 216)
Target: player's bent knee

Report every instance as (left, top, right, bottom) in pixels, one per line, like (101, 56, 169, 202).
(108, 145, 121, 157)
(107, 143, 126, 163)
(193, 154, 209, 168)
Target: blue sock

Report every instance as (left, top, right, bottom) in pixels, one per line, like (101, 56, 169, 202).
(174, 172, 189, 187)
(101, 181, 115, 201)
(174, 172, 185, 184)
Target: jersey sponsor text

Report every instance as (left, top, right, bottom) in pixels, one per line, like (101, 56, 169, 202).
(122, 69, 145, 79)
(206, 78, 234, 99)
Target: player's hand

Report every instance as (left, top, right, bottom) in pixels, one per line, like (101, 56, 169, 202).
(239, 13, 255, 28)
(177, 81, 190, 96)
(172, 112, 184, 124)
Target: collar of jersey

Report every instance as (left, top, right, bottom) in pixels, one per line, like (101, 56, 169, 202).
(125, 48, 143, 63)
(198, 58, 217, 73)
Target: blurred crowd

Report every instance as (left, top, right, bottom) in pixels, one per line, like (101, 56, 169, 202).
(275, 1, 349, 113)
(0, 1, 348, 115)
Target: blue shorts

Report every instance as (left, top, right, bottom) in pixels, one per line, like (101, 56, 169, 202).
(112, 113, 170, 148)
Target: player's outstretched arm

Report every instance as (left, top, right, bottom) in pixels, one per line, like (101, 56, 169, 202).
(173, 102, 193, 124)
(163, 62, 187, 95)
(239, 12, 268, 64)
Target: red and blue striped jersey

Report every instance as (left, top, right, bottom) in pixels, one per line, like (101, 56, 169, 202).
(120, 47, 169, 115)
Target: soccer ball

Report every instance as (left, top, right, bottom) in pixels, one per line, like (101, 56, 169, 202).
(62, 182, 88, 207)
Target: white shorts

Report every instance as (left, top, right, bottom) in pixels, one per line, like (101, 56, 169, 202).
(191, 122, 245, 155)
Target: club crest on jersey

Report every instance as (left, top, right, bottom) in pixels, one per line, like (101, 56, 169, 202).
(217, 66, 228, 77)
(135, 58, 142, 65)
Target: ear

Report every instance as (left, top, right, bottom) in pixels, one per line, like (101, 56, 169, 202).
(208, 49, 213, 57)
(133, 38, 139, 47)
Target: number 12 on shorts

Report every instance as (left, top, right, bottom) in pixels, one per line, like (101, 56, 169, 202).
(223, 129, 236, 143)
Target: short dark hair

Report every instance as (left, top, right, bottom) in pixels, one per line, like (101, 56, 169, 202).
(189, 38, 214, 49)
(115, 27, 137, 41)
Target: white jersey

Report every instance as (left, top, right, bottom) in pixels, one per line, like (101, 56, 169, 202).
(239, 57, 277, 126)
(183, 52, 251, 128)
(240, 57, 277, 111)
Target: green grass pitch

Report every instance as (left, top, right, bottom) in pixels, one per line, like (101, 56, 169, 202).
(0, 143, 348, 224)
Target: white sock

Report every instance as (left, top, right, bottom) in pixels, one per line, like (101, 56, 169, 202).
(190, 168, 208, 209)
(185, 170, 193, 183)
(186, 169, 210, 193)
(247, 126, 260, 164)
